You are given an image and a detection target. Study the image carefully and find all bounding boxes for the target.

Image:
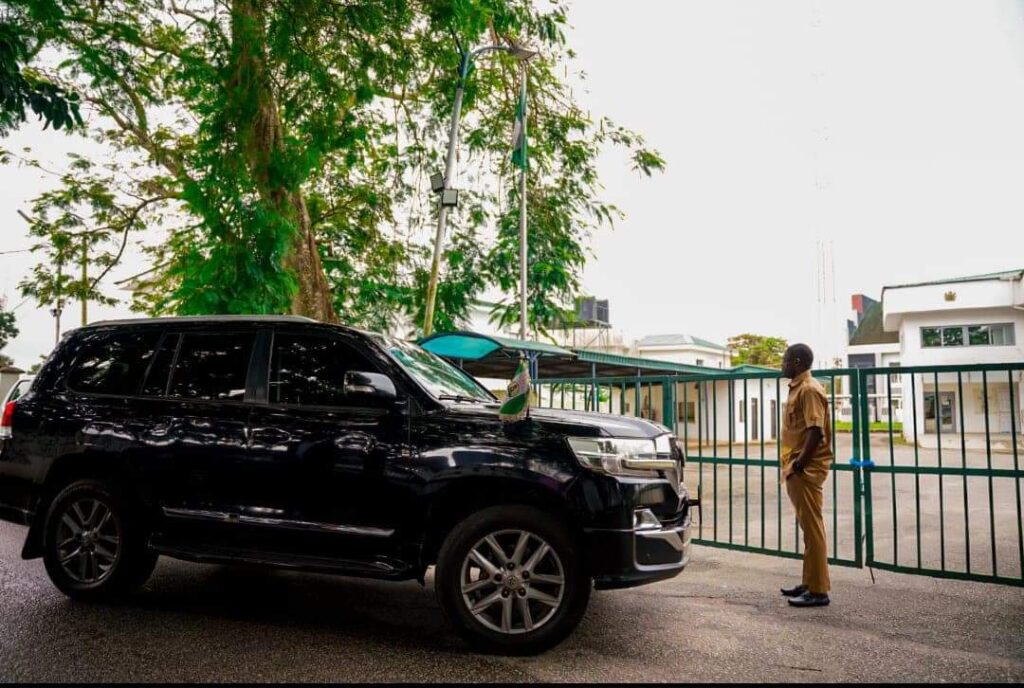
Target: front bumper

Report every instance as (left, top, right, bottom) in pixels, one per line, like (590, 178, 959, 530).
(585, 513, 692, 590)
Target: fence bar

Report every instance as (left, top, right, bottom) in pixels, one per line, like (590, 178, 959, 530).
(934, 370, 946, 571)
(888, 371, 898, 566)
(1009, 370, 1023, 580)
(760, 377, 766, 548)
(777, 376, 782, 552)
(982, 370, 996, 576)
(743, 378, 749, 547)
(957, 371, 969, 574)
(713, 379, 718, 542)
(912, 373, 922, 569)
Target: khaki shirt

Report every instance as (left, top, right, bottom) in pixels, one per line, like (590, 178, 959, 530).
(781, 370, 834, 482)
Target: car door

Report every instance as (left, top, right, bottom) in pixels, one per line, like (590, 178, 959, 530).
(148, 327, 260, 547)
(245, 328, 409, 560)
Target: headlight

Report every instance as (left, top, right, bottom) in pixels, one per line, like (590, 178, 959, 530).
(567, 436, 678, 477)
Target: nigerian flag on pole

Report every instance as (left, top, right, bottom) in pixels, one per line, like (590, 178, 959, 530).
(511, 89, 527, 170)
(499, 358, 531, 422)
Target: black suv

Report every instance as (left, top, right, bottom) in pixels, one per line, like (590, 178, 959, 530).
(0, 316, 691, 653)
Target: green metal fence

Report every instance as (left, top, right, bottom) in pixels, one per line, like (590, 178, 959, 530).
(856, 363, 1024, 587)
(534, 363, 1024, 587)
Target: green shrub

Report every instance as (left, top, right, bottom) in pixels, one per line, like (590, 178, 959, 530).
(834, 420, 903, 433)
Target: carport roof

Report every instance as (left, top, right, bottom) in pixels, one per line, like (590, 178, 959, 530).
(418, 331, 722, 380)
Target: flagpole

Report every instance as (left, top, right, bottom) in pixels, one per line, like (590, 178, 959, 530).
(518, 61, 529, 343)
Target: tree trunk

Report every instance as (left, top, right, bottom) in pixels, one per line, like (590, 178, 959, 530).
(230, 0, 337, 322)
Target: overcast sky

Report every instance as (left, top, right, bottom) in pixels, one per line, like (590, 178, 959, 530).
(3, 0, 1024, 368)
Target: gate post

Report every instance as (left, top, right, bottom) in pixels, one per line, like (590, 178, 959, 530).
(662, 376, 676, 433)
(848, 368, 875, 569)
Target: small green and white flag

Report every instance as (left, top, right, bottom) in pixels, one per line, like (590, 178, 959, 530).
(499, 358, 531, 422)
(510, 90, 527, 170)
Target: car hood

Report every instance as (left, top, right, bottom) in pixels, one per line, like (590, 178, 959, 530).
(444, 402, 669, 439)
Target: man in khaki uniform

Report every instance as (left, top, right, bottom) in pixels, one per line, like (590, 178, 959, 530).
(779, 343, 833, 607)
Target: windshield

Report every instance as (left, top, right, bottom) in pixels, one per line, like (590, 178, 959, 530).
(377, 336, 495, 402)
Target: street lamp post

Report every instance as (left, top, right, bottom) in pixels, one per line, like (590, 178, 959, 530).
(421, 43, 538, 338)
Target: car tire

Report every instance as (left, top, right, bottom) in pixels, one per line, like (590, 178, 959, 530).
(42, 479, 158, 601)
(435, 504, 591, 655)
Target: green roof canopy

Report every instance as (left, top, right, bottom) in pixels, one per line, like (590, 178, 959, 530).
(418, 331, 735, 380)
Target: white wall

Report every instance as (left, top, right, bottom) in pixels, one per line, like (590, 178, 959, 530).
(896, 307, 1024, 366)
(883, 278, 1024, 332)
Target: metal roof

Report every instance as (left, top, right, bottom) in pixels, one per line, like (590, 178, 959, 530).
(882, 268, 1024, 292)
(636, 334, 729, 351)
(418, 331, 725, 379)
(573, 349, 715, 376)
(848, 301, 899, 346)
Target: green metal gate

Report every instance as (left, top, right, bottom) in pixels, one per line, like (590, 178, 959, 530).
(856, 363, 1024, 587)
(533, 362, 1024, 587)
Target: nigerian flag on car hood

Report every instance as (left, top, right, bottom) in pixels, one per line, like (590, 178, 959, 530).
(499, 358, 530, 422)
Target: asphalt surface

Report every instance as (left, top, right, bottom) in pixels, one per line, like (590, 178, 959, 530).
(1, 521, 1022, 682)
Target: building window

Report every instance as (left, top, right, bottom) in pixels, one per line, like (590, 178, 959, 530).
(677, 401, 696, 422)
(967, 323, 1015, 346)
(738, 400, 745, 423)
(921, 327, 942, 347)
(923, 323, 1015, 348)
(942, 327, 963, 347)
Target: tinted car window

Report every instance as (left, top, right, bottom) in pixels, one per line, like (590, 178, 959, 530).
(67, 330, 162, 395)
(140, 333, 180, 397)
(270, 333, 376, 407)
(168, 332, 255, 401)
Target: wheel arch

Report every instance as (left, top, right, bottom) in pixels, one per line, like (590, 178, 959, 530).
(22, 451, 149, 560)
(418, 475, 585, 569)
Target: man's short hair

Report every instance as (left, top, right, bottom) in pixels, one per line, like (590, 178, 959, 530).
(787, 343, 814, 368)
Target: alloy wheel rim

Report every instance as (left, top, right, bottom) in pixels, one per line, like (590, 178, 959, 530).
(459, 529, 565, 635)
(56, 498, 122, 584)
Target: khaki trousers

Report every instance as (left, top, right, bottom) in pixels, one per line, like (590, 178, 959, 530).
(785, 465, 831, 594)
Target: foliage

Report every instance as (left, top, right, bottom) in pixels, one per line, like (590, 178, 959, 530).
(0, 354, 13, 368)
(728, 333, 788, 367)
(0, 297, 17, 352)
(7, 0, 663, 336)
(0, 12, 82, 134)
(9, 150, 165, 321)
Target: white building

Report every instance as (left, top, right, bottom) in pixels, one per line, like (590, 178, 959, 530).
(880, 268, 1024, 449)
(843, 294, 902, 423)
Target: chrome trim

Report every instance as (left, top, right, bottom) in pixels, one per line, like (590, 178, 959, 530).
(635, 525, 692, 572)
(162, 507, 394, 538)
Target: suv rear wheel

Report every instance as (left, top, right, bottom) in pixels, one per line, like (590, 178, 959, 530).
(435, 504, 591, 654)
(42, 479, 158, 600)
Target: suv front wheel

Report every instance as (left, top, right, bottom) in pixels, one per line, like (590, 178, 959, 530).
(42, 479, 158, 600)
(435, 504, 591, 654)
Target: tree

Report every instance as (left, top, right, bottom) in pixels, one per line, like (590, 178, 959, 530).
(0, 297, 18, 369)
(728, 333, 787, 368)
(9, 0, 662, 335)
(0, 11, 82, 134)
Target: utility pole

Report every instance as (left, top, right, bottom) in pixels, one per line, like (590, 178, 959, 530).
(52, 255, 63, 346)
(80, 233, 88, 326)
(517, 60, 529, 342)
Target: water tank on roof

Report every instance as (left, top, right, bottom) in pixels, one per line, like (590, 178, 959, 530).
(576, 297, 610, 327)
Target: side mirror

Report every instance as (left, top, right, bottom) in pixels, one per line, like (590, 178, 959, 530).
(344, 371, 397, 403)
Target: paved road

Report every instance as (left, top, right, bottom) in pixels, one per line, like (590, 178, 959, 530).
(1, 522, 1022, 682)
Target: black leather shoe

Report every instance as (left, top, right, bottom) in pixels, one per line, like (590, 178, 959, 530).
(788, 591, 830, 607)
(780, 584, 808, 597)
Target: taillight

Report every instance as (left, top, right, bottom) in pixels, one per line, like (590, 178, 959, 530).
(0, 401, 14, 439)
